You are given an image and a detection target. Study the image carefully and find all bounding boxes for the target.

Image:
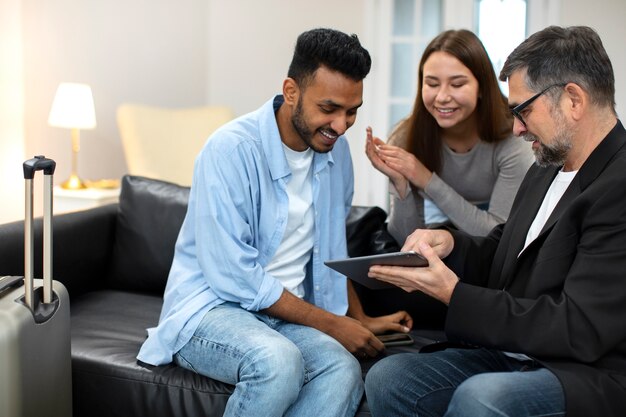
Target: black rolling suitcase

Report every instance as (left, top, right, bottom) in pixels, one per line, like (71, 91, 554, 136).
(0, 156, 72, 417)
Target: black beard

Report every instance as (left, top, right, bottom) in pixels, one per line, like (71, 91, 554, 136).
(291, 99, 336, 154)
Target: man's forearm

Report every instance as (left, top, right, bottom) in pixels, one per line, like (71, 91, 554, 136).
(346, 279, 366, 320)
(262, 289, 338, 333)
(264, 286, 386, 356)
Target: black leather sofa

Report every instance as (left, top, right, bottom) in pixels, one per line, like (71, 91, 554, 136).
(0, 175, 445, 417)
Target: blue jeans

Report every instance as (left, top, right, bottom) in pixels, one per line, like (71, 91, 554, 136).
(365, 347, 565, 417)
(174, 302, 363, 417)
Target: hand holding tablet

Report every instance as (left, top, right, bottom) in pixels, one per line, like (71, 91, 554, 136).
(324, 251, 428, 289)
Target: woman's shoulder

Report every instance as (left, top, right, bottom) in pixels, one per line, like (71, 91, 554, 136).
(485, 134, 534, 170)
(499, 134, 533, 155)
(482, 134, 532, 156)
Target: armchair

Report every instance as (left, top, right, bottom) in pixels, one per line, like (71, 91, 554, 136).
(117, 104, 234, 186)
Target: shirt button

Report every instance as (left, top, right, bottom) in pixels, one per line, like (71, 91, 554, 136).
(315, 285, 320, 292)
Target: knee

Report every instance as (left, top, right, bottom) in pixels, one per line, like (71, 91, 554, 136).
(364, 355, 405, 407)
(448, 374, 511, 417)
(244, 340, 305, 398)
(340, 353, 364, 397)
(327, 345, 363, 388)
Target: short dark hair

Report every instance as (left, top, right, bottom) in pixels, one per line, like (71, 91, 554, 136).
(500, 26, 615, 112)
(287, 28, 371, 88)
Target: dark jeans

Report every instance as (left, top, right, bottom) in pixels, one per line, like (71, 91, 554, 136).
(365, 347, 565, 417)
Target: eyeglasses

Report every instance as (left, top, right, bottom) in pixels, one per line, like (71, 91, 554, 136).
(510, 83, 567, 127)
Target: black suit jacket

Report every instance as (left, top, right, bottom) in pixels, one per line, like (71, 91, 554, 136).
(445, 121, 626, 417)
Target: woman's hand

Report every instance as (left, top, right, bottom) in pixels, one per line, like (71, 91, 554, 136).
(368, 128, 433, 190)
(365, 127, 409, 196)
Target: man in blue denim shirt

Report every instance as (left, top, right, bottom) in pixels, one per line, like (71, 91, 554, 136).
(137, 28, 412, 416)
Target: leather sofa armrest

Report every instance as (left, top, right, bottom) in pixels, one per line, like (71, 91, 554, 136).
(0, 203, 118, 298)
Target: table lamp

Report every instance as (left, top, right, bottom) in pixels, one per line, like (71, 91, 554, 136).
(48, 82, 97, 189)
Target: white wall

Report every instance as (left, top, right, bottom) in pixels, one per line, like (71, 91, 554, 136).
(0, 0, 210, 223)
(0, 0, 26, 224)
(206, 0, 366, 116)
(21, 0, 210, 185)
(558, 0, 626, 117)
(205, 0, 376, 208)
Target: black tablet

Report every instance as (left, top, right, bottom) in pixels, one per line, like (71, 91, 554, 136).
(324, 251, 428, 290)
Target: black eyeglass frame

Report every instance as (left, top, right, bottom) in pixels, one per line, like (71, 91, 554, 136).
(510, 83, 567, 127)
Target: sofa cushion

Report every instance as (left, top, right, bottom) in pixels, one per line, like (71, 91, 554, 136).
(107, 175, 190, 294)
(70, 290, 233, 417)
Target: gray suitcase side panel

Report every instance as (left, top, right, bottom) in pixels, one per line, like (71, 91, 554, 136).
(0, 279, 72, 417)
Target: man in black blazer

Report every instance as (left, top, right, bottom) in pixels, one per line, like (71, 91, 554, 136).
(364, 26, 626, 417)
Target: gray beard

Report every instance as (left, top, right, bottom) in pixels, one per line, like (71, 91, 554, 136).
(529, 133, 572, 167)
(526, 108, 573, 168)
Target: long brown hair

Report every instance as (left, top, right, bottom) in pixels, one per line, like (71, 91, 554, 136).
(392, 29, 512, 173)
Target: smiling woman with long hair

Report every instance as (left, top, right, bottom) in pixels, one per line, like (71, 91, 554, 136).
(367, 29, 534, 243)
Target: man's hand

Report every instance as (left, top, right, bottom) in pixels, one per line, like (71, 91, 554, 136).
(264, 290, 385, 358)
(357, 310, 413, 335)
(402, 228, 455, 259)
(323, 315, 385, 358)
(369, 241, 459, 305)
(344, 280, 412, 356)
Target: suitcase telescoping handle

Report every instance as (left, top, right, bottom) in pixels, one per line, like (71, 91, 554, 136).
(23, 155, 56, 310)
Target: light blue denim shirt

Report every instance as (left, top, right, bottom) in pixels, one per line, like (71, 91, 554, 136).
(137, 96, 354, 365)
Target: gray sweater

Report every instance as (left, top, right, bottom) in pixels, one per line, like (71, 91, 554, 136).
(387, 135, 534, 244)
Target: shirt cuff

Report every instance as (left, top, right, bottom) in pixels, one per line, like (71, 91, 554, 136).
(244, 272, 285, 312)
(389, 180, 412, 200)
(422, 172, 441, 198)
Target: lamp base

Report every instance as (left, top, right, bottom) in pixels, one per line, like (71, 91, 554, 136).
(60, 174, 87, 190)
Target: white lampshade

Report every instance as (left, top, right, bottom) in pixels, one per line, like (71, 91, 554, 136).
(48, 83, 97, 129)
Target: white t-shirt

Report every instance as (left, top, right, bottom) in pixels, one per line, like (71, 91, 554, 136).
(521, 169, 578, 254)
(265, 144, 315, 298)
(424, 198, 449, 224)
